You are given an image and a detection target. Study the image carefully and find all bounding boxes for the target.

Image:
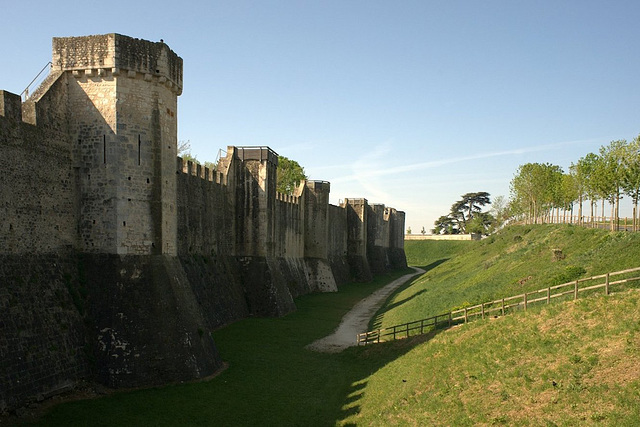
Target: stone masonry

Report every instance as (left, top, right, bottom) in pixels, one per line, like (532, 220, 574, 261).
(0, 34, 406, 413)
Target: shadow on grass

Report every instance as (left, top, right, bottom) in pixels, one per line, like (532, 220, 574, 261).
(369, 258, 449, 330)
(334, 328, 446, 425)
(414, 258, 450, 272)
(28, 269, 447, 427)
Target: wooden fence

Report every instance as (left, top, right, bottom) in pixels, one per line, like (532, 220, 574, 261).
(356, 266, 640, 345)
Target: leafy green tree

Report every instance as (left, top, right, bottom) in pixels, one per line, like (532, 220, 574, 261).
(204, 160, 217, 171)
(449, 192, 491, 232)
(177, 139, 203, 166)
(467, 212, 495, 235)
(277, 156, 307, 195)
(510, 135, 640, 232)
(571, 153, 599, 225)
(510, 163, 562, 224)
(510, 163, 539, 223)
(622, 136, 640, 231)
(597, 140, 627, 230)
(546, 165, 565, 223)
(489, 195, 510, 229)
(434, 192, 492, 234)
(559, 172, 578, 223)
(447, 209, 466, 233)
(433, 215, 459, 235)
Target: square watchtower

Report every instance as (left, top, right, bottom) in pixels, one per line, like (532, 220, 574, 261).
(52, 34, 182, 255)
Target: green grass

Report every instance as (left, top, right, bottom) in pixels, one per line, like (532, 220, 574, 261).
(373, 225, 640, 331)
(24, 225, 640, 426)
(403, 239, 469, 268)
(341, 291, 640, 426)
(28, 268, 420, 426)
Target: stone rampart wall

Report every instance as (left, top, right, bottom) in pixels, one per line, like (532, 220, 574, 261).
(0, 33, 407, 414)
(327, 204, 351, 284)
(0, 253, 88, 413)
(274, 196, 304, 258)
(0, 91, 77, 255)
(176, 158, 232, 256)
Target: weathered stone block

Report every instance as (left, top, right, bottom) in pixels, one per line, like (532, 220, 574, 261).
(0, 90, 22, 121)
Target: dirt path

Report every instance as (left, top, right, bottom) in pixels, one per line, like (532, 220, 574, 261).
(306, 267, 425, 353)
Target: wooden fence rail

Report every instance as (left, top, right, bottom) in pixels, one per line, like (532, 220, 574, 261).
(356, 266, 640, 346)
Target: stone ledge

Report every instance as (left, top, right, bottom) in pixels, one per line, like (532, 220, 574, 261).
(68, 68, 182, 94)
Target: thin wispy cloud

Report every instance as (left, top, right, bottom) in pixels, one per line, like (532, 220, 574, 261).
(331, 138, 603, 184)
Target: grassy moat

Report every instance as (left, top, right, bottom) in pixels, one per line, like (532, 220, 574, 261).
(26, 225, 640, 426)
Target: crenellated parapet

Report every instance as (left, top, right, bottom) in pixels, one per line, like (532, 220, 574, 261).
(0, 90, 22, 121)
(52, 34, 183, 95)
(173, 144, 407, 282)
(276, 191, 301, 204)
(177, 157, 227, 185)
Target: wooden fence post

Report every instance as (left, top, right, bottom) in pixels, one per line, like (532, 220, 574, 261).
(501, 298, 505, 316)
(377, 329, 381, 343)
(547, 287, 550, 304)
(524, 293, 528, 311)
(448, 312, 452, 327)
(406, 322, 410, 338)
(481, 303, 485, 319)
(420, 319, 424, 334)
(574, 280, 578, 300)
(605, 273, 610, 295)
(392, 325, 397, 340)
(464, 308, 468, 323)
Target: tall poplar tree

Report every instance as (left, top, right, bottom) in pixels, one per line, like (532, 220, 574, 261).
(622, 136, 640, 231)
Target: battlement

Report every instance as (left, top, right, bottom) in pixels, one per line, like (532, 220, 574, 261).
(176, 157, 227, 185)
(276, 191, 300, 204)
(305, 180, 331, 193)
(371, 204, 391, 222)
(0, 90, 23, 121)
(343, 197, 368, 207)
(52, 34, 183, 95)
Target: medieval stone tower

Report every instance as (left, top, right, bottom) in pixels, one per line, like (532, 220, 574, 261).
(53, 34, 182, 255)
(0, 33, 407, 411)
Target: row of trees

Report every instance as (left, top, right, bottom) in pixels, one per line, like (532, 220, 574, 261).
(509, 137, 640, 231)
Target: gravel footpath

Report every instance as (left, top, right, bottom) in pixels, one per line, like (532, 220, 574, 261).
(306, 267, 425, 353)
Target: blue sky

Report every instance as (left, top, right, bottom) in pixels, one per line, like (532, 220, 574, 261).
(2, 1, 639, 232)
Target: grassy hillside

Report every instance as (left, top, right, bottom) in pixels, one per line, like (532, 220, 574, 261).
(342, 291, 640, 425)
(374, 225, 640, 331)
